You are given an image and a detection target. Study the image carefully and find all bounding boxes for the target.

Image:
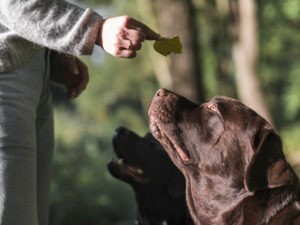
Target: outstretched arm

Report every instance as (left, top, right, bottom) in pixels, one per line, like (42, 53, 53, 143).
(1, 0, 160, 58)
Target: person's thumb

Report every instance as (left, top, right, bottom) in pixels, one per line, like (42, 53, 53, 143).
(126, 17, 161, 41)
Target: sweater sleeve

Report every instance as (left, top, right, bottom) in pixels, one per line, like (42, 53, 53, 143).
(0, 0, 103, 55)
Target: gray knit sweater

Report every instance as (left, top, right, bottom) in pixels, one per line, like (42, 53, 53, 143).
(0, 0, 103, 72)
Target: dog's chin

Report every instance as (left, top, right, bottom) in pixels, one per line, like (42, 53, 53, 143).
(150, 121, 190, 163)
(108, 158, 149, 184)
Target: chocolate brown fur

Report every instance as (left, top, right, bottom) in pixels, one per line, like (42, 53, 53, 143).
(148, 89, 300, 225)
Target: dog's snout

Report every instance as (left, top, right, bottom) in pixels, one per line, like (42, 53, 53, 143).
(156, 88, 168, 97)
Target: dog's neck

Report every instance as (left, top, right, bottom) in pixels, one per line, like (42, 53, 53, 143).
(185, 175, 251, 225)
(185, 175, 300, 225)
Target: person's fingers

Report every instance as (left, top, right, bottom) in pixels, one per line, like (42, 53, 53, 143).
(129, 41, 142, 51)
(118, 49, 137, 58)
(118, 29, 144, 51)
(125, 29, 146, 42)
(106, 41, 138, 57)
(100, 16, 160, 58)
(61, 57, 88, 98)
(118, 38, 142, 51)
(125, 17, 161, 40)
(117, 38, 133, 50)
(76, 58, 89, 91)
(69, 59, 89, 98)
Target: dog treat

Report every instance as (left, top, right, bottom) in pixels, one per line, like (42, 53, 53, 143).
(153, 36, 182, 56)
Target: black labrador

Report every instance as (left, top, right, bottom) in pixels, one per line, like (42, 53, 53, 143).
(148, 88, 300, 225)
(108, 127, 192, 225)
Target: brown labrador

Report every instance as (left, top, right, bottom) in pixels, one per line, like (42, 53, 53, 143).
(148, 88, 300, 225)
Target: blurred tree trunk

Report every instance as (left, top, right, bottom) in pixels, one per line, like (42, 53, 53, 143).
(229, 0, 273, 124)
(138, 0, 204, 103)
(204, 0, 236, 97)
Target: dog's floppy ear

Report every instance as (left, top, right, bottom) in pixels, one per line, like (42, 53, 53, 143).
(245, 129, 294, 192)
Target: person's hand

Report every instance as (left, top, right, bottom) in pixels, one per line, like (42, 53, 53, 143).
(98, 15, 161, 58)
(50, 52, 89, 98)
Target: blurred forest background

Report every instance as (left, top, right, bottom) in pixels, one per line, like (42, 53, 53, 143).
(49, 0, 300, 224)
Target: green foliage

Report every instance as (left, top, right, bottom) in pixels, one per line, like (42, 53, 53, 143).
(50, 114, 137, 225)
(259, 0, 300, 133)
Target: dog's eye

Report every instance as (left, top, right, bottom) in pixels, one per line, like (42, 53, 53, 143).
(206, 103, 217, 112)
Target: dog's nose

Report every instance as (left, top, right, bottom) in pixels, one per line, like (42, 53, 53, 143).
(156, 88, 168, 97)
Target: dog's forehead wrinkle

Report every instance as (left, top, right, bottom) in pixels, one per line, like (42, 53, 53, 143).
(211, 98, 259, 127)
